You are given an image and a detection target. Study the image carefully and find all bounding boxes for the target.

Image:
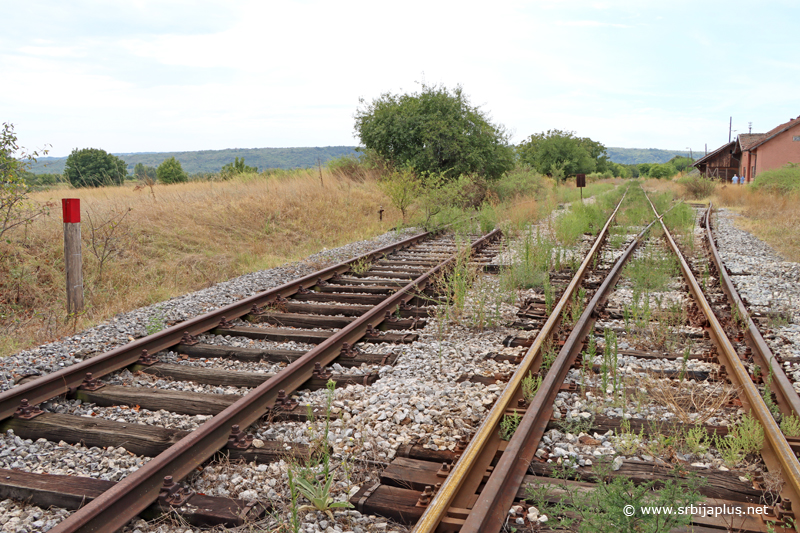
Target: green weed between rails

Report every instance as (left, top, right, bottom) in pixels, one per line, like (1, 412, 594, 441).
(716, 413, 765, 468)
(526, 460, 704, 532)
(762, 365, 782, 422)
(554, 201, 608, 246)
(287, 380, 354, 523)
(522, 371, 542, 402)
(624, 239, 679, 295)
(684, 425, 712, 455)
(781, 413, 800, 437)
(499, 229, 556, 292)
(500, 410, 522, 440)
(349, 257, 372, 275)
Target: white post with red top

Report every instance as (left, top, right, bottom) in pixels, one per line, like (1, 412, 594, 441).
(62, 198, 84, 314)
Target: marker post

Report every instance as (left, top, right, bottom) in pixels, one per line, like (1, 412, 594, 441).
(62, 198, 84, 314)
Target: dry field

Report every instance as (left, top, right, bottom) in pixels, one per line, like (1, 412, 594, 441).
(3, 168, 588, 357)
(644, 177, 800, 261)
(1, 170, 400, 356)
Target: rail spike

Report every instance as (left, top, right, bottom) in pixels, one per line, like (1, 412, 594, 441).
(226, 424, 254, 450)
(180, 331, 199, 346)
(313, 362, 333, 381)
(78, 372, 105, 391)
(159, 476, 194, 507)
(137, 349, 158, 366)
(13, 399, 43, 420)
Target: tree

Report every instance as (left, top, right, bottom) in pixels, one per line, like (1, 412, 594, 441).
(378, 169, 420, 222)
(133, 163, 157, 182)
(517, 130, 608, 180)
(647, 163, 678, 179)
(354, 83, 515, 180)
(667, 156, 694, 173)
(157, 157, 188, 184)
(0, 123, 49, 242)
(221, 157, 257, 177)
(64, 148, 127, 187)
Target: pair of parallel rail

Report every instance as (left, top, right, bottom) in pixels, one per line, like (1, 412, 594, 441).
(0, 229, 502, 532)
(358, 190, 800, 533)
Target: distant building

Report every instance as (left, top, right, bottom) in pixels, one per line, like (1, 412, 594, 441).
(735, 116, 800, 181)
(693, 115, 800, 182)
(691, 141, 738, 181)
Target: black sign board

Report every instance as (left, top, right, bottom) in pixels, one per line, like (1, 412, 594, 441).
(576, 174, 586, 188)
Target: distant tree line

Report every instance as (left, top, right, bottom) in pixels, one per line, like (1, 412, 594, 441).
(27, 146, 358, 175)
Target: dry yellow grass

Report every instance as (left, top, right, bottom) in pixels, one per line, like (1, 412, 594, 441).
(712, 185, 800, 262)
(1, 170, 401, 356)
(1, 170, 615, 357)
(643, 177, 800, 261)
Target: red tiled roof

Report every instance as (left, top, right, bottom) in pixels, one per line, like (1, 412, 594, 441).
(737, 133, 766, 151)
(742, 115, 800, 151)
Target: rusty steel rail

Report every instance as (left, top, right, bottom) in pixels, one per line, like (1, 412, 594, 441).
(704, 205, 800, 417)
(0, 231, 435, 421)
(50, 229, 501, 533)
(456, 198, 666, 533)
(413, 188, 630, 533)
(645, 193, 800, 527)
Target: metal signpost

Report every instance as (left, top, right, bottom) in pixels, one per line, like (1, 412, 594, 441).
(576, 173, 586, 201)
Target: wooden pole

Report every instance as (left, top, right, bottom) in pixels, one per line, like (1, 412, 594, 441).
(62, 199, 84, 314)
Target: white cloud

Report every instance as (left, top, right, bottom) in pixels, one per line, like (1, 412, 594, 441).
(2, 0, 799, 156)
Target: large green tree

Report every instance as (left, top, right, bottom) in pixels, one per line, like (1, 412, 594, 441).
(157, 156, 188, 184)
(64, 148, 127, 187)
(354, 84, 514, 180)
(517, 130, 609, 180)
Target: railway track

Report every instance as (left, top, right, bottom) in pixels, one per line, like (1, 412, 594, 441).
(3, 185, 800, 533)
(0, 228, 505, 532)
(352, 188, 800, 533)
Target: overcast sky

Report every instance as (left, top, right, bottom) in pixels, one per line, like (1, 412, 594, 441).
(3, 0, 798, 157)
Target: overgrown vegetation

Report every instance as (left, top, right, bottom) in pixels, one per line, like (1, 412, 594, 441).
(749, 163, 800, 195)
(678, 174, 716, 199)
(526, 461, 705, 532)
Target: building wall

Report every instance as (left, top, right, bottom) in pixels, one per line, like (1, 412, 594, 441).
(739, 151, 752, 181)
(755, 126, 800, 176)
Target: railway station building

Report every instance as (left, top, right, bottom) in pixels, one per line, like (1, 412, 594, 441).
(693, 115, 800, 182)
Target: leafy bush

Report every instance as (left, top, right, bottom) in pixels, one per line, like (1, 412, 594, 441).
(64, 148, 127, 187)
(517, 129, 608, 179)
(677, 174, 715, 199)
(488, 167, 546, 201)
(133, 163, 157, 182)
(157, 157, 188, 184)
(354, 83, 515, 180)
(221, 157, 257, 177)
(750, 163, 800, 195)
(647, 163, 678, 179)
